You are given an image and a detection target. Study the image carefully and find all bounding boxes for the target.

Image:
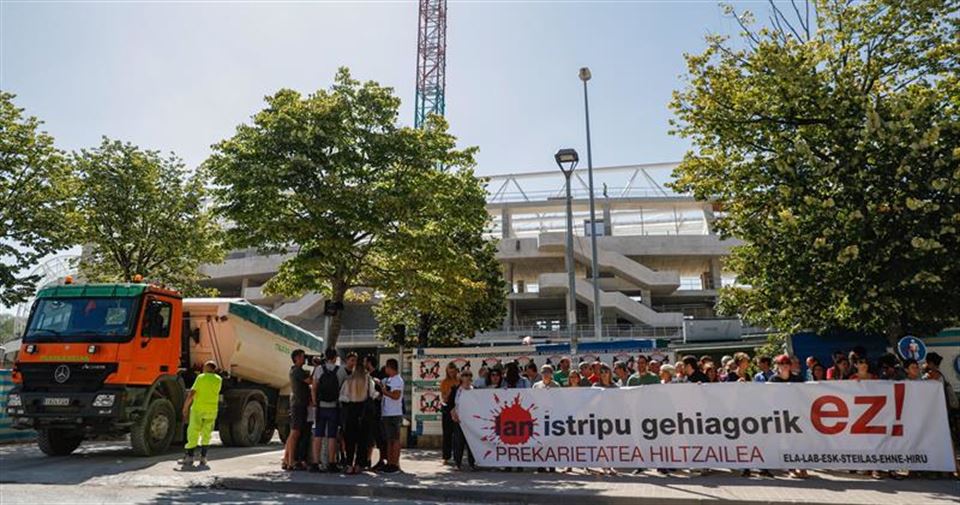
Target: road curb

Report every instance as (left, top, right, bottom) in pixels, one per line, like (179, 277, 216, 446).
(213, 476, 867, 505)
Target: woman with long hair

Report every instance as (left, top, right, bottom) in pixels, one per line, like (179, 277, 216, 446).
(339, 363, 377, 475)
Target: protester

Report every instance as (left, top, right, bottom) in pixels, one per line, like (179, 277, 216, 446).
(533, 365, 561, 389)
(848, 357, 877, 381)
(704, 363, 719, 383)
(473, 365, 489, 388)
(878, 353, 905, 381)
(810, 363, 827, 382)
(449, 370, 477, 471)
(339, 358, 378, 475)
(682, 355, 710, 384)
(568, 370, 586, 387)
(805, 356, 819, 381)
(904, 359, 922, 380)
(769, 354, 806, 478)
(723, 352, 751, 382)
(649, 359, 662, 376)
(626, 354, 659, 386)
(380, 358, 404, 473)
(485, 367, 504, 389)
(179, 360, 222, 468)
(613, 361, 630, 386)
(588, 361, 602, 384)
(592, 363, 619, 389)
(439, 363, 459, 466)
(503, 362, 531, 389)
(312, 348, 348, 472)
(674, 360, 687, 382)
(363, 355, 387, 471)
(827, 354, 850, 380)
(658, 364, 675, 384)
(753, 356, 774, 382)
(554, 357, 572, 386)
(524, 362, 541, 385)
(283, 349, 313, 471)
(578, 361, 592, 384)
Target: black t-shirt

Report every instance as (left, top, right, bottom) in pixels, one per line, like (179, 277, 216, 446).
(687, 370, 710, 384)
(769, 373, 804, 383)
(290, 365, 311, 407)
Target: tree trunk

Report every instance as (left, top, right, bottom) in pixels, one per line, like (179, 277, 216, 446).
(326, 279, 348, 350)
(417, 312, 434, 348)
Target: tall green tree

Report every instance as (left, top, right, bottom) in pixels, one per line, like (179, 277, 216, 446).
(74, 138, 224, 295)
(671, 0, 960, 341)
(205, 68, 485, 349)
(0, 92, 78, 306)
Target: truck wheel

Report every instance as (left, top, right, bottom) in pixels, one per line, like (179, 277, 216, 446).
(131, 398, 176, 456)
(230, 400, 265, 447)
(218, 420, 236, 446)
(37, 428, 83, 456)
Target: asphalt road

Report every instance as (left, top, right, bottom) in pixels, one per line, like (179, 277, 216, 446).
(0, 435, 458, 505)
(0, 484, 461, 505)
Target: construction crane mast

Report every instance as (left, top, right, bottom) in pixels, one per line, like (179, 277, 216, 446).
(414, 0, 447, 129)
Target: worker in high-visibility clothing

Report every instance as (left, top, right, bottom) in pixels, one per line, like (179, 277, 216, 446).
(180, 360, 222, 467)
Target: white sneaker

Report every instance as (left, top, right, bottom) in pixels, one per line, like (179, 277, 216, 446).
(199, 456, 208, 466)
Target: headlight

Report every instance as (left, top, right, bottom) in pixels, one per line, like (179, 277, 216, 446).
(7, 394, 21, 407)
(92, 394, 116, 407)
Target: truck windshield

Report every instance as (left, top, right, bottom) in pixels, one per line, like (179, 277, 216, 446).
(24, 297, 140, 343)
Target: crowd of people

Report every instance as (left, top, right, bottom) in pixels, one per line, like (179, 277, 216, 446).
(283, 348, 404, 474)
(437, 347, 959, 477)
(278, 345, 958, 479)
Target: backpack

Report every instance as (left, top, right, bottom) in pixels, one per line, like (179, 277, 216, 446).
(317, 365, 340, 403)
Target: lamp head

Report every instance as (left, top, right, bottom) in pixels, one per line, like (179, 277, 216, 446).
(578, 67, 592, 82)
(554, 148, 579, 175)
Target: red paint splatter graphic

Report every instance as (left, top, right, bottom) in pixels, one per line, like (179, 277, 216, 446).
(474, 393, 539, 455)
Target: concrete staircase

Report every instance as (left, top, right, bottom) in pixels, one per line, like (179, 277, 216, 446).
(538, 273, 684, 327)
(538, 233, 680, 294)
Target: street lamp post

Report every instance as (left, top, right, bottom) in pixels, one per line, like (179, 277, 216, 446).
(554, 148, 579, 354)
(579, 67, 603, 341)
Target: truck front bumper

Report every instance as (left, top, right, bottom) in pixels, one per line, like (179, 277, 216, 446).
(6, 387, 127, 429)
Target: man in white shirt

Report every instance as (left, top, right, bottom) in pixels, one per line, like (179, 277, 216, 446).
(532, 364, 560, 388)
(380, 358, 404, 473)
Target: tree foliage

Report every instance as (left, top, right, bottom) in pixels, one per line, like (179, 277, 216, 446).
(74, 138, 224, 295)
(205, 68, 499, 349)
(0, 92, 78, 306)
(671, 0, 959, 340)
(374, 238, 507, 348)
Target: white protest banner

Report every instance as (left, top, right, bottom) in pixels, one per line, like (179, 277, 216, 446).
(458, 381, 954, 471)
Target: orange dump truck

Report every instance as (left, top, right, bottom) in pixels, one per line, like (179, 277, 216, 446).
(5, 282, 324, 456)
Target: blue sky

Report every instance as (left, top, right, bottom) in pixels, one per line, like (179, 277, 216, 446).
(0, 0, 766, 176)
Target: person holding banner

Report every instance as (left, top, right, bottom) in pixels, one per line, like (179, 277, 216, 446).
(723, 353, 752, 383)
(626, 355, 659, 386)
(592, 364, 619, 389)
(567, 370, 587, 387)
(533, 365, 560, 389)
(484, 367, 504, 389)
(448, 370, 477, 471)
(769, 354, 807, 479)
(440, 363, 459, 466)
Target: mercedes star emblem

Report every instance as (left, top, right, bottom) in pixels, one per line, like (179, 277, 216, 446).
(54, 365, 71, 384)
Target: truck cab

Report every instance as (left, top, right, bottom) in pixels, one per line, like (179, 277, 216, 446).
(8, 282, 188, 455)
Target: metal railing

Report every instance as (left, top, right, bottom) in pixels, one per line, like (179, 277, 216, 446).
(332, 324, 682, 348)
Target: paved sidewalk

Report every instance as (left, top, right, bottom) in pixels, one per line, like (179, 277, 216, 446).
(214, 450, 959, 505)
(2, 440, 957, 505)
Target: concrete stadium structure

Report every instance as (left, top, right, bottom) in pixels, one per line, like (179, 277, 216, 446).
(200, 163, 742, 347)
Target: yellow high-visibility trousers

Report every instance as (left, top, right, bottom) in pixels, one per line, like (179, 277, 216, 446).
(185, 408, 218, 449)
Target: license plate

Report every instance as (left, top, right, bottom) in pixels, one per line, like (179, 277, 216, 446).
(43, 398, 70, 406)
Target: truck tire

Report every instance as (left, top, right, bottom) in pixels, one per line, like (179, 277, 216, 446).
(218, 420, 236, 446)
(37, 428, 83, 456)
(230, 399, 266, 447)
(131, 398, 176, 456)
